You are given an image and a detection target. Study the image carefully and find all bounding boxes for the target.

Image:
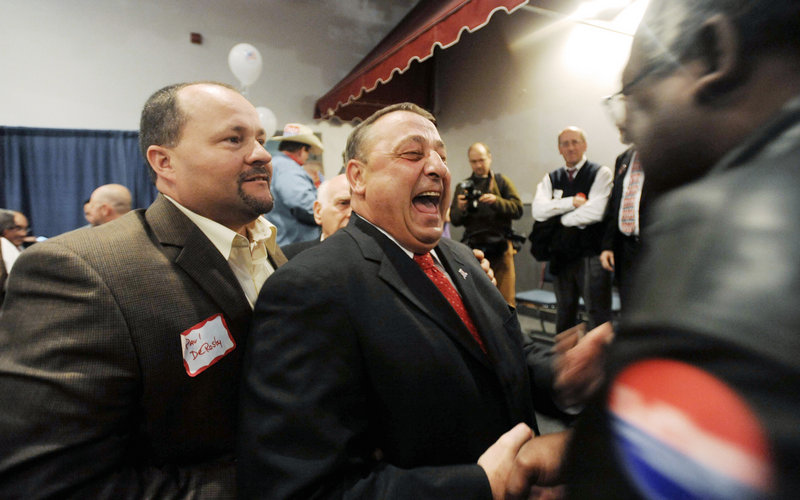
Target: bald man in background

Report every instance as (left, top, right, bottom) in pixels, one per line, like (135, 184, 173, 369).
(280, 173, 351, 259)
(84, 183, 132, 226)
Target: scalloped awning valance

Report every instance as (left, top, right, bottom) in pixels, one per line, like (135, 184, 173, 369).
(314, 0, 529, 122)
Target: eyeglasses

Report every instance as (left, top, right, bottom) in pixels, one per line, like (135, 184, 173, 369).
(603, 57, 678, 127)
(9, 225, 29, 233)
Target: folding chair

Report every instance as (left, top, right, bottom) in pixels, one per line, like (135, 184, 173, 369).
(515, 262, 559, 335)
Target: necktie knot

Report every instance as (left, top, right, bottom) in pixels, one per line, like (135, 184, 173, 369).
(567, 168, 576, 182)
(630, 155, 642, 173)
(413, 252, 435, 270)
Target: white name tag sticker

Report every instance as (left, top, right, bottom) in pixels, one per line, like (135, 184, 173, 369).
(180, 314, 236, 377)
(553, 189, 564, 199)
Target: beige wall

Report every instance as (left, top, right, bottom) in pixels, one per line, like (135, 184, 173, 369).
(436, 9, 633, 202)
(0, 0, 418, 178)
(1, 2, 634, 183)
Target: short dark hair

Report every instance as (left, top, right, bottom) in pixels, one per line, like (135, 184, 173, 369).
(345, 103, 436, 163)
(278, 141, 310, 153)
(642, 0, 800, 68)
(0, 209, 16, 234)
(138, 81, 238, 183)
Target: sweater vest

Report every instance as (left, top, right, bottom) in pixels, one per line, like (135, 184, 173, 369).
(549, 162, 600, 197)
(548, 161, 604, 257)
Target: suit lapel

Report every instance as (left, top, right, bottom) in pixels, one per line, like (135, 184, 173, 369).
(145, 195, 253, 327)
(434, 242, 503, 366)
(350, 216, 492, 368)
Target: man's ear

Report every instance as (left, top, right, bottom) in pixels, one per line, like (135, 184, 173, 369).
(692, 14, 744, 103)
(346, 159, 366, 196)
(100, 204, 113, 219)
(146, 145, 175, 182)
(313, 200, 322, 225)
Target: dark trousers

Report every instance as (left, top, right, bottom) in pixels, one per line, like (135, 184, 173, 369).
(553, 256, 612, 333)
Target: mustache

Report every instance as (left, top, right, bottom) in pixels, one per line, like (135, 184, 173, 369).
(238, 166, 271, 183)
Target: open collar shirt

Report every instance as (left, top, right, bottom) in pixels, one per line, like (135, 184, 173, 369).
(164, 195, 276, 308)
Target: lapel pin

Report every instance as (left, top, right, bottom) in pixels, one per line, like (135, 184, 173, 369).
(458, 268, 468, 279)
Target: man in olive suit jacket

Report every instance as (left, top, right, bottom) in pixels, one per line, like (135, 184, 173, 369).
(0, 82, 285, 498)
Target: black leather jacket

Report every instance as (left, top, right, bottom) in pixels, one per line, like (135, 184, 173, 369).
(565, 94, 800, 499)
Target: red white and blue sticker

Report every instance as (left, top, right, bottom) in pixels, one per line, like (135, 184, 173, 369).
(608, 359, 774, 500)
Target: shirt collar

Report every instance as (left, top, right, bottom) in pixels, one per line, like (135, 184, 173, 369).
(163, 195, 278, 260)
(281, 150, 305, 166)
(565, 156, 587, 172)
(354, 213, 443, 263)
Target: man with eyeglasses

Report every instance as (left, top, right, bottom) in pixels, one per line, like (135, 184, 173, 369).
(1, 209, 27, 304)
(504, 0, 800, 498)
(1, 210, 32, 249)
(531, 127, 614, 334)
(0, 210, 34, 282)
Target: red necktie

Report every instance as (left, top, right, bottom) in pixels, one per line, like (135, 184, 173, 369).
(567, 168, 576, 182)
(413, 252, 486, 353)
(620, 153, 643, 235)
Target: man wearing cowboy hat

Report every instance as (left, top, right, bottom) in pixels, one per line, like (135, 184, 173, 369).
(269, 123, 325, 246)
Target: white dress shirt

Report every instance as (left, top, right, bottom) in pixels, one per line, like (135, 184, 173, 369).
(358, 214, 459, 289)
(531, 156, 613, 228)
(1, 236, 21, 275)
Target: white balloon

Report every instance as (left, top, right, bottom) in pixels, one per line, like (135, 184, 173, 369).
(255, 106, 277, 136)
(228, 43, 263, 87)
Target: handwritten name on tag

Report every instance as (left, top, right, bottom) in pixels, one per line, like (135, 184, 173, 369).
(180, 314, 236, 377)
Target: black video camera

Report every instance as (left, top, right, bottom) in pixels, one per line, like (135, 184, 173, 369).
(458, 180, 483, 213)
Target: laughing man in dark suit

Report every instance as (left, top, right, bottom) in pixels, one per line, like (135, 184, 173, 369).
(238, 103, 564, 499)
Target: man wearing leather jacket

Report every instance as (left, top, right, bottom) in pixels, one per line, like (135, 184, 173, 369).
(557, 1, 800, 498)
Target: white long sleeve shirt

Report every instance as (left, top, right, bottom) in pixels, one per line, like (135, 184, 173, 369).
(531, 157, 613, 228)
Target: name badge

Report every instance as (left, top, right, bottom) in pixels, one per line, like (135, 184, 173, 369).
(553, 189, 564, 199)
(180, 314, 236, 377)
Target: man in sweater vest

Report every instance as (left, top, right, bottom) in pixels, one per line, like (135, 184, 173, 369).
(531, 127, 613, 334)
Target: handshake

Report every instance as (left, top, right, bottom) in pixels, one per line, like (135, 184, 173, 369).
(478, 322, 614, 499)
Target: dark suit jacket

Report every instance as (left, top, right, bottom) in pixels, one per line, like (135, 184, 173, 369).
(601, 148, 646, 305)
(0, 194, 286, 499)
(601, 147, 635, 253)
(280, 236, 320, 260)
(238, 214, 545, 499)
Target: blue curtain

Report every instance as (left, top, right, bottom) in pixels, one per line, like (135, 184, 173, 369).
(1, 127, 158, 238)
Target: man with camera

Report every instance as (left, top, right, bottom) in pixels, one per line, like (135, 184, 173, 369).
(450, 142, 523, 305)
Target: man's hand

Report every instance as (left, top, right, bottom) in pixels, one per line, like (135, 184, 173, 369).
(479, 193, 498, 205)
(457, 194, 468, 211)
(553, 322, 614, 408)
(599, 250, 615, 272)
(473, 248, 497, 286)
(571, 194, 587, 208)
(478, 423, 533, 500)
(504, 431, 571, 499)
